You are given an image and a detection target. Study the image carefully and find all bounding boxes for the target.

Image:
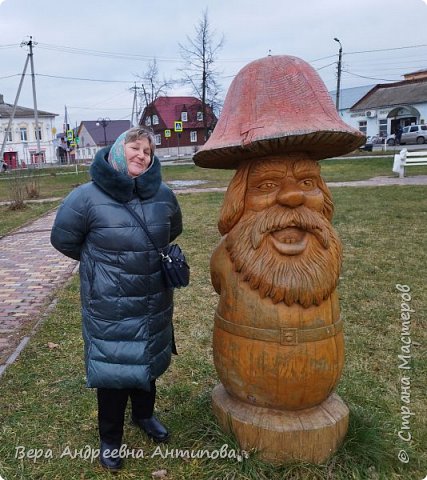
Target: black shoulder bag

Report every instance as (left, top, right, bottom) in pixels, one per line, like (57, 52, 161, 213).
(124, 204, 190, 289)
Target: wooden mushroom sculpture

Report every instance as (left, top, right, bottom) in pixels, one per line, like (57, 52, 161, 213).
(194, 55, 365, 464)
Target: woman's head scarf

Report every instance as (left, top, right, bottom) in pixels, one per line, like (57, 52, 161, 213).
(108, 131, 128, 175)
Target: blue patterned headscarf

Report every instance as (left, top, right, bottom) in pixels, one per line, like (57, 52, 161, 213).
(108, 131, 128, 175)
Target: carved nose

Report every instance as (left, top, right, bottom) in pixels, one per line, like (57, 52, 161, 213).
(277, 188, 305, 208)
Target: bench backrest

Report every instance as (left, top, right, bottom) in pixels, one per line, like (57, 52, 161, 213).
(404, 150, 427, 164)
(393, 149, 427, 177)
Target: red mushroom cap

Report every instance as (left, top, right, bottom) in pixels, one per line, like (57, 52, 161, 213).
(194, 55, 365, 169)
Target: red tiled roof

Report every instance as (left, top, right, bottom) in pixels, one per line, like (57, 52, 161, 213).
(143, 96, 216, 129)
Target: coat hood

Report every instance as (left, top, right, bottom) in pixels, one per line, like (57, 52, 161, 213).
(89, 147, 162, 202)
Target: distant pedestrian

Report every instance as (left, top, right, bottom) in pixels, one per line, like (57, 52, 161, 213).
(395, 125, 403, 145)
(1, 161, 8, 173)
(51, 126, 183, 472)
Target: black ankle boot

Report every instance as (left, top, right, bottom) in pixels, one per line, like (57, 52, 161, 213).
(132, 415, 169, 443)
(99, 441, 123, 471)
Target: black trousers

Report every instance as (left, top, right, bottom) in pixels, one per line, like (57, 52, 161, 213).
(97, 380, 156, 444)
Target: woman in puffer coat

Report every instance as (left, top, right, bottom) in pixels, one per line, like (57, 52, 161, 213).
(51, 126, 183, 471)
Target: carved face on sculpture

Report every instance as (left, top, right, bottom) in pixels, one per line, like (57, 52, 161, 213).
(220, 155, 343, 308)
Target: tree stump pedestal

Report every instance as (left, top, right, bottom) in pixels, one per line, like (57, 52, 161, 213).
(212, 384, 349, 464)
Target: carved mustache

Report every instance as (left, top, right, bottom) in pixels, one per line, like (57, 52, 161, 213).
(250, 205, 331, 250)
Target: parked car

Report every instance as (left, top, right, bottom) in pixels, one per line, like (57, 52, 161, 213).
(358, 135, 385, 151)
(386, 134, 396, 146)
(359, 136, 373, 151)
(386, 124, 427, 146)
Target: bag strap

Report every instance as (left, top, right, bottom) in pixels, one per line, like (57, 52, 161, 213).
(123, 203, 171, 262)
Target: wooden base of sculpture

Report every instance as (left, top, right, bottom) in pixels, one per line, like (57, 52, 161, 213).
(212, 384, 349, 464)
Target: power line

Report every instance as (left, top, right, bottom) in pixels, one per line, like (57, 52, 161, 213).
(36, 73, 133, 83)
(316, 61, 336, 71)
(0, 43, 20, 49)
(341, 69, 398, 82)
(344, 44, 427, 55)
(37, 42, 183, 63)
(0, 74, 22, 80)
(309, 54, 337, 63)
(36, 41, 427, 64)
(309, 43, 427, 63)
(67, 106, 131, 111)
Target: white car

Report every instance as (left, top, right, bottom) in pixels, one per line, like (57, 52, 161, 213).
(386, 125, 427, 146)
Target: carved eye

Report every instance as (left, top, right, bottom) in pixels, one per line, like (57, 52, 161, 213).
(257, 181, 278, 191)
(299, 178, 315, 190)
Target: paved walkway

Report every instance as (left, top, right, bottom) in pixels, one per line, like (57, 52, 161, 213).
(0, 175, 426, 377)
(0, 211, 77, 372)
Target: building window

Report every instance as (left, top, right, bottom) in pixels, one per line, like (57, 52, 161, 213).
(145, 117, 151, 126)
(379, 119, 387, 138)
(152, 115, 159, 125)
(20, 127, 28, 141)
(197, 111, 203, 121)
(34, 127, 42, 140)
(155, 134, 161, 145)
(190, 131, 197, 143)
(6, 129, 12, 141)
(181, 111, 188, 122)
(358, 121, 367, 134)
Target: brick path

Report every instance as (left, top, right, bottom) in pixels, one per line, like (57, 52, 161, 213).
(0, 211, 77, 368)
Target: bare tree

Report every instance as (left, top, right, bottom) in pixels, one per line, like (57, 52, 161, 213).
(179, 9, 224, 141)
(135, 59, 173, 125)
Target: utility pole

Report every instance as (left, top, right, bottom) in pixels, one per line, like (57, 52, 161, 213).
(334, 38, 342, 112)
(23, 36, 42, 164)
(64, 105, 70, 165)
(0, 55, 30, 164)
(130, 83, 139, 127)
(96, 118, 111, 146)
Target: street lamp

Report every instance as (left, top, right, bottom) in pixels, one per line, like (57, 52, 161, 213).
(334, 38, 342, 112)
(96, 117, 111, 146)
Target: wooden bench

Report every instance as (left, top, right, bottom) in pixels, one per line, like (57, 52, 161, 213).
(392, 149, 427, 178)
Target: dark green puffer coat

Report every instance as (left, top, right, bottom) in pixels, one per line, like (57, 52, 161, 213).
(50, 147, 182, 390)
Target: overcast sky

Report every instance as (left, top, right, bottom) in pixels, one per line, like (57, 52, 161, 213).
(1, 0, 427, 130)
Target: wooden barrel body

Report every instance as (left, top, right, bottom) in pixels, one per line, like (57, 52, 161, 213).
(211, 243, 344, 411)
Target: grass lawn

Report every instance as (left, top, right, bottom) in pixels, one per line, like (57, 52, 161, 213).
(1, 156, 426, 204)
(0, 166, 91, 202)
(0, 202, 60, 237)
(0, 186, 425, 479)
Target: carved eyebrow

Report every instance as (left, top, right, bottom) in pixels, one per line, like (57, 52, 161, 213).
(294, 169, 319, 179)
(249, 164, 287, 176)
(292, 163, 320, 178)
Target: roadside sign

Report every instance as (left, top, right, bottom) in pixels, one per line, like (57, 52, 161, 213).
(165, 129, 171, 138)
(66, 129, 74, 141)
(174, 121, 183, 132)
(75, 136, 80, 145)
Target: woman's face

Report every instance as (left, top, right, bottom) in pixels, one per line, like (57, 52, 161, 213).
(124, 137, 152, 177)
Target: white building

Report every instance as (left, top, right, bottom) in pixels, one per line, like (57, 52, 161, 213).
(0, 94, 58, 168)
(331, 70, 427, 140)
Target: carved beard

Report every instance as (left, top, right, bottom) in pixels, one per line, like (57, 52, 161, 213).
(225, 205, 343, 308)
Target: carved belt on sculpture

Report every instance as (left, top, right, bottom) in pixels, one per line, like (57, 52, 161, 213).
(214, 311, 343, 346)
